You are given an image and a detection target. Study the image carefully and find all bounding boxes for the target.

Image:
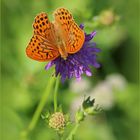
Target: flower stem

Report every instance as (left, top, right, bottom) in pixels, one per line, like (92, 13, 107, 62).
(20, 76, 56, 138)
(57, 132, 63, 140)
(54, 76, 60, 112)
(28, 76, 55, 131)
(66, 123, 80, 140)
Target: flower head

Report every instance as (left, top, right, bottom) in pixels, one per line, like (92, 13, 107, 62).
(45, 24, 101, 82)
(49, 112, 66, 131)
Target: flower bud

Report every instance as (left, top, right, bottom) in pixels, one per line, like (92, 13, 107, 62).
(82, 96, 101, 115)
(75, 109, 85, 123)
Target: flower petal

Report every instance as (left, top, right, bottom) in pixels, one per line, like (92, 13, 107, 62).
(45, 61, 54, 70)
(85, 31, 96, 42)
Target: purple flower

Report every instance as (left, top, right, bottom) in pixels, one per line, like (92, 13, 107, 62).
(45, 24, 101, 82)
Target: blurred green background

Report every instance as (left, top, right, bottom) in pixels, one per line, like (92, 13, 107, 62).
(1, 0, 139, 140)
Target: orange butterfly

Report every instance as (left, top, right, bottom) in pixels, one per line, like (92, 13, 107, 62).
(26, 8, 85, 61)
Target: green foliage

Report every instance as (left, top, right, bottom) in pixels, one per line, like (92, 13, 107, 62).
(1, 0, 139, 140)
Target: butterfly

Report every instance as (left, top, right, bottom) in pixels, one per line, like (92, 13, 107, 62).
(26, 8, 85, 61)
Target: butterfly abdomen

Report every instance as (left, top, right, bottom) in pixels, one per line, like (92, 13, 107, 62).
(56, 37, 68, 59)
(53, 22, 68, 59)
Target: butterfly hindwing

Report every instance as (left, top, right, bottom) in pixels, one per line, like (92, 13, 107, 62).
(66, 22, 85, 53)
(26, 34, 59, 61)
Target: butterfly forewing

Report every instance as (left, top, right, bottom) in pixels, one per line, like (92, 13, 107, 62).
(53, 8, 73, 39)
(26, 12, 59, 61)
(33, 12, 55, 43)
(53, 8, 85, 54)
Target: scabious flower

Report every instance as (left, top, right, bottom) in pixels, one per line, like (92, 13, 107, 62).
(45, 24, 101, 82)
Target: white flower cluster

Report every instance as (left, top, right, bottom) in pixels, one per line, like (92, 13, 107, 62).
(70, 73, 127, 119)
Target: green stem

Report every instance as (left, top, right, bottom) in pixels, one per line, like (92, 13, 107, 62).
(66, 123, 80, 140)
(21, 76, 56, 139)
(54, 76, 60, 112)
(28, 76, 55, 131)
(57, 132, 63, 140)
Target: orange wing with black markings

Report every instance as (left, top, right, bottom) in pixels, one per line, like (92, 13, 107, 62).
(53, 8, 85, 54)
(26, 12, 59, 61)
(26, 34, 59, 61)
(53, 8, 73, 38)
(66, 22, 85, 53)
(26, 8, 85, 61)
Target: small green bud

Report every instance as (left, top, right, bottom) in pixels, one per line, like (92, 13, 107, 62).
(64, 114, 71, 126)
(82, 96, 101, 115)
(83, 96, 95, 109)
(75, 108, 85, 123)
(49, 112, 66, 131)
(41, 111, 50, 120)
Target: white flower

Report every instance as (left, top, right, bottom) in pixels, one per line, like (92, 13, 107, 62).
(69, 78, 91, 94)
(70, 73, 127, 116)
(106, 73, 127, 91)
(90, 81, 114, 110)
